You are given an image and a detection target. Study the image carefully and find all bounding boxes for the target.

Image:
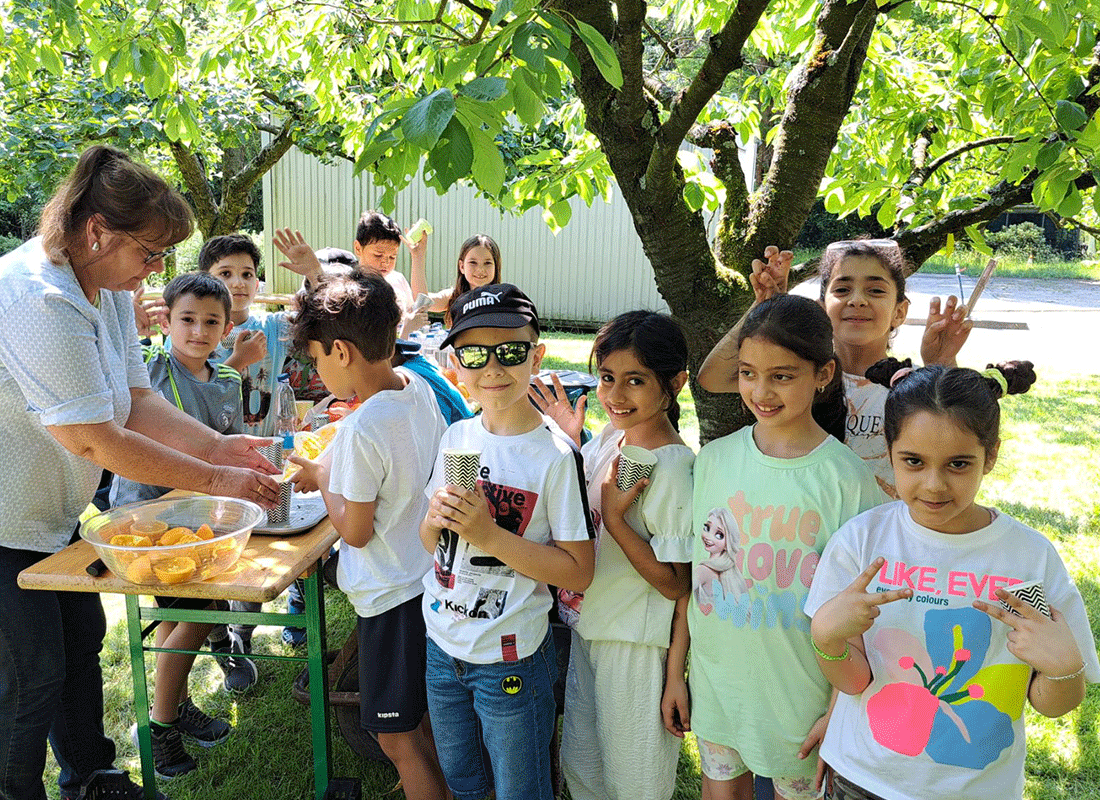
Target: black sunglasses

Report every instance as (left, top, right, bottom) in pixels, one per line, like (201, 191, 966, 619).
(122, 230, 177, 265)
(454, 341, 533, 369)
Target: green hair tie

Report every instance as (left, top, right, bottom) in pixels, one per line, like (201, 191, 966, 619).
(981, 368, 1008, 396)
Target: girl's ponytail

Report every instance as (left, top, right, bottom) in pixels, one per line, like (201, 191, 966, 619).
(865, 357, 913, 389)
(982, 360, 1037, 398)
(814, 354, 847, 443)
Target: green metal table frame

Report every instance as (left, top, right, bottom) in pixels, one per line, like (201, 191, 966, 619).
(126, 561, 332, 800)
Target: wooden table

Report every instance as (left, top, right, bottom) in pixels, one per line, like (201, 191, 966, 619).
(18, 510, 340, 800)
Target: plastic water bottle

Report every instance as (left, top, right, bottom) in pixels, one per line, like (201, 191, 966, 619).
(274, 373, 298, 455)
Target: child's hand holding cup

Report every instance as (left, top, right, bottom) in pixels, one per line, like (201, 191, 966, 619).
(443, 448, 481, 492)
(616, 445, 658, 503)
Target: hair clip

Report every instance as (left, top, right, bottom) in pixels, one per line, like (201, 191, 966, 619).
(889, 367, 914, 387)
(981, 367, 1008, 396)
(825, 238, 901, 252)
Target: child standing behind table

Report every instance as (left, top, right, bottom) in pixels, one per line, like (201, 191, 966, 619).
(111, 272, 240, 778)
(288, 271, 449, 800)
(421, 284, 595, 800)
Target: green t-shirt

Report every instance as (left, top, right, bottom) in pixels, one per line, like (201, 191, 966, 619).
(688, 426, 884, 778)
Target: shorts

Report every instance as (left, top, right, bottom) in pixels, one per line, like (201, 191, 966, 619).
(154, 596, 215, 611)
(357, 593, 428, 734)
(697, 738, 824, 800)
(830, 773, 887, 800)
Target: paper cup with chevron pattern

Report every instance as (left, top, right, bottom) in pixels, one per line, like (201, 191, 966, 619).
(444, 449, 481, 491)
(259, 443, 292, 525)
(616, 445, 658, 496)
(999, 579, 1050, 618)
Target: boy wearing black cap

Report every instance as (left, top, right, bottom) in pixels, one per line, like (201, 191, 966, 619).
(420, 284, 595, 800)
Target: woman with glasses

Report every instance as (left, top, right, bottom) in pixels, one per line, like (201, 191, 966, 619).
(0, 145, 280, 800)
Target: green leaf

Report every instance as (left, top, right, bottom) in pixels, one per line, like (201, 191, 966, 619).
(39, 46, 63, 76)
(1018, 15, 1059, 52)
(684, 181, 704, 212)
(1057, 185, 1082, 217)
(513, 23, 546, 71)
(464, 121, 506, 196)
(428, 117, 474, 192)
(943, 232, 955, 257)
(572, 18, 622, 88)
(876, 195, 898, 228)
(965, 226, 992, 256)
(458, 77, 508, 102)
(1055, 100, 1088, 131)
(545, 199, 572, 230)
(489, 0, 513, 26)
(1035, 141, 1064, 171)
(401, 89, 456, 150)
(511, 73, 544, 126)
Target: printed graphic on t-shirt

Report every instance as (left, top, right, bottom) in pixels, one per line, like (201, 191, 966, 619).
(431, 468, 540, 622)
(242, 366, 272, 426)
(694, 492, 823, 626)
(864, 604, 1027, 770)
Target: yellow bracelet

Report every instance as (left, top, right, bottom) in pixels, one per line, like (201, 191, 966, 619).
(811, 636, 849, 661)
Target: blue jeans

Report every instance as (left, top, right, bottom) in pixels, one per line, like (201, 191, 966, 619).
(426, 629, 557, 800)
(0, 543, 116, 800)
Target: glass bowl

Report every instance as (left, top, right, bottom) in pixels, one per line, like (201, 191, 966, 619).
(80, 496, 264, 586)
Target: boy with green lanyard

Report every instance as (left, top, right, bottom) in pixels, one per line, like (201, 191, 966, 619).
(111, 272, 241, 778)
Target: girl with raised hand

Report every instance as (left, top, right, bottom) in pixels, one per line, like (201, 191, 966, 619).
(536, 311, 693, 800)
(410, 233, 502, 325)
(663, 294, 885, 800)
(805, 361, 1097, 800)
(698, 240, 972, 498)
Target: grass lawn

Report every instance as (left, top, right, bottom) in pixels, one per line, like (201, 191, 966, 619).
(792, 248, 1100, 281)
(44, 336, 1098, 800)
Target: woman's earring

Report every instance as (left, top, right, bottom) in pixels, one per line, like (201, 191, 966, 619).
(91, 242, 100, 251)
(817, 384, 825, 393)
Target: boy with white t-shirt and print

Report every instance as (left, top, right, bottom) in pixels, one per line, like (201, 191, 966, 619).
(288, 271, 448, 800)
(421, 284, 596, 800)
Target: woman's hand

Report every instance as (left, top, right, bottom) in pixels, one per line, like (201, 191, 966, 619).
(207, 434, 281, 474)
(811, 558, 913, 653)
(208, 465, 280, 508)
(661, 674, 691, 737)
(528, 374, 586, 448)
(600, 456, 647, 526)
(921, 295, 972, 366)
(749, 246, 792, 305)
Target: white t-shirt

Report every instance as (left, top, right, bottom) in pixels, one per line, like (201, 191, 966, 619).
(327, 369, 445, 617)
(842, 372, 896, 498)
(386, 270, 414, 312)
(0, 238, 149, 552)
(422, 416, 595, 664)
(805, 502, 1100, 800)
(561, 423, 694, 648)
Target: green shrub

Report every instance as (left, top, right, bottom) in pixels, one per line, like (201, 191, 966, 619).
(985, 222, 1060, 261)
(0, 234, 22, 255)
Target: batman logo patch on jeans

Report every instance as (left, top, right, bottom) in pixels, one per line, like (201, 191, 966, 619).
(501, 675, 523, 695)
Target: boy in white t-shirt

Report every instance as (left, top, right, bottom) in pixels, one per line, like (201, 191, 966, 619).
(420, 284, 596, 800)
(288, 271, 448, 800)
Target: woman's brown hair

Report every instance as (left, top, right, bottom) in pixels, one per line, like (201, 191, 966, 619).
(39, 145, 194, 264)
(445, 234, 502, 326)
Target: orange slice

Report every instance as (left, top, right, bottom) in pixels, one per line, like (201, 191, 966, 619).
(126, 555, 156, 584)
(110, 534, 152, 548)
(159, 527, 195, 546)
(195, 524, 215, 541)
(131, 519, 169, 538)
(153, 557, 197, 584)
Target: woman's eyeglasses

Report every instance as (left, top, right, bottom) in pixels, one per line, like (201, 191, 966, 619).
(453, 341, 533, 369)
(122, 230, 177, 265)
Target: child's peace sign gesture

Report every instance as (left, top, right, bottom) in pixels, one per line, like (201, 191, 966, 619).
(811, 557, 913, 652)
(974, 589, 1087, 716)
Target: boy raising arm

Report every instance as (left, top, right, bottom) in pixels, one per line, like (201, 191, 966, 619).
(419, 284, 595, 800)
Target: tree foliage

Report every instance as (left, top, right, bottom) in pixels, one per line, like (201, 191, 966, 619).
(2, 0, 1098, 437)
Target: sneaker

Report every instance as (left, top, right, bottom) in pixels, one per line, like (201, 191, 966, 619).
(62, 768, 167, 800)
(177, 696, 231, 747)
(130, 721, 196, 779)
(282, 626, 306, 647)
(211, 634, 258, 693)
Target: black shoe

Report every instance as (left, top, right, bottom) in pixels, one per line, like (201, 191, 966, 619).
(211, 635, 258, 692)
(176, 696, 231, 747)
(62, 768, 168, 800)
(130, 722, 196, 779)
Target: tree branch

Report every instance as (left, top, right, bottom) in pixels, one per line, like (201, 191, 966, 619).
(643, 75, 676, 110)
(168, 141, 217, 236)
(613, 0, 648, 123)
(1050, 212, 1100, 239)
(925, 136, 1016, 179)
(643, 20, 678, 62)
